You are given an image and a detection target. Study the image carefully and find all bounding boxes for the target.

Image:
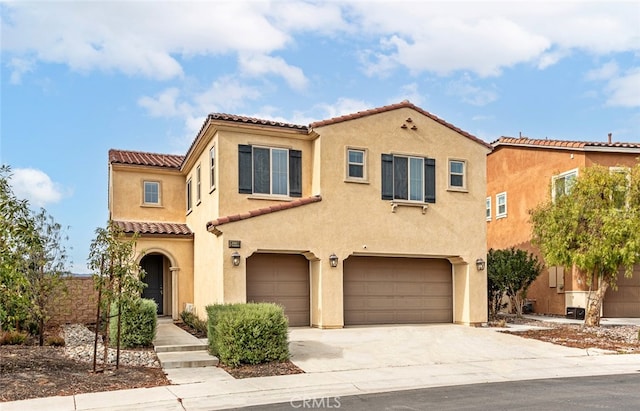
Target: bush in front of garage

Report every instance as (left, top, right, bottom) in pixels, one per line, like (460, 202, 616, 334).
(206, 303, 289, 367)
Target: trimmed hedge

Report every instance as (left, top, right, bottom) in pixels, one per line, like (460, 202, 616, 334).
(206, 303, 289, 367)
(110, 298, 157, 348)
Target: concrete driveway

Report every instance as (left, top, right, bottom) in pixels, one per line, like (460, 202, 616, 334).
(289, 324, 585, 373)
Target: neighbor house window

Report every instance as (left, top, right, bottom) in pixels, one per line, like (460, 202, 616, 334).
(209, 146, 216, 191)
(496, 192, 507, 219)
(448, 159, 466, 190)
(381, 154, 436, 203)
(610, 167, 630, 209)
(552, 169, 578, 202)
(486, 197, 491, 221)
(346, 148, 367, 181)
(186, 178, 192, 212)
(196, 164, 201, 204)
(143, 181, 160, 205)
(238, 145, 302, 197)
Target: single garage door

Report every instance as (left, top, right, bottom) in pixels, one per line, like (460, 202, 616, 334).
(344, 256, 453, 325)
(603, 264, 640, 318)
(246, 253, 310, 326)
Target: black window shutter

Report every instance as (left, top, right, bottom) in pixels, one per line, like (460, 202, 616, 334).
(289, 149, 302, 197)
(393, 156, 408, 200)
(238, 145, 253, 194)
(425, 158, 436, 203)
(381, 154, 394, 200)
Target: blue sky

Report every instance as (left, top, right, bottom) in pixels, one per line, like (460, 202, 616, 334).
(1, 1, 639, 273)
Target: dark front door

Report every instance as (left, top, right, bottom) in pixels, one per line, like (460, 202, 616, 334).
(141, 254, 163, 314)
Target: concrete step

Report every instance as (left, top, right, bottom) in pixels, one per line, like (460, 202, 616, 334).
(156, 350, 219, 369)
(154, 343, 208, 353)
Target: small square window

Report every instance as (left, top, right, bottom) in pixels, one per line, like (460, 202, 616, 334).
(347, 148, 366, 180)
(143, 181, 160, 205)
(496, 192, 507, 219)
(448, 159, 466, 190)
(552, 169, 578, 202)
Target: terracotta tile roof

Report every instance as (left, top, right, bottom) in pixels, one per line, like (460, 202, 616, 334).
(109, 149, 184, 168)
(206, 195, 322, 234)
(113, 220, 193, 236)
(310, 100, 492, 150)
(492, 137, 640, 151)
(207, 113, 308, 131)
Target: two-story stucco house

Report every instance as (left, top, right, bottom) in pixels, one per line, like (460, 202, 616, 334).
(487, 137, 640, 318)
(108, 101, 491, 328)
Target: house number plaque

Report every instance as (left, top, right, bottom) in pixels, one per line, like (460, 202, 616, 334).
(228, 240, 241, 248)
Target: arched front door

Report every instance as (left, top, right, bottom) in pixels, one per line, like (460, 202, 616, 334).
(141, 254, 164, 315)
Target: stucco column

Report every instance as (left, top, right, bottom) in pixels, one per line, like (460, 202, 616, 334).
(170, 267, 180, 320)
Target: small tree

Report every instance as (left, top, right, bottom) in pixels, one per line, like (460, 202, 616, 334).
(23, 209, 69, 346)
(488, 248, 542, 318)
(530, 163, 640, 326)
(88, 221, 146, 371)
(0, 165, 34, 332)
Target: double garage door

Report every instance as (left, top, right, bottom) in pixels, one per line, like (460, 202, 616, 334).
(603, 264, 640, 318)
(246, 253, 453, 326)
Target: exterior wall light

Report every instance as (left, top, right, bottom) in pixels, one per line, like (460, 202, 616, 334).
(231, 251, 241, 267)
(476, 258, 486, 271)
(329, 253, 339, 268)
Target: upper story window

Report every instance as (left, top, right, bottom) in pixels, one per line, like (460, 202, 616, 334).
(486, 197, 491, 221)
(186, 178, 192, 213)
(346, 148, 367, 181)
(381, 154, 436, 203)
(496, 192, 507, 219)
(448, 159, 467, 191)
(196, 164, 201, 204)
(143, 181, 160, 205)
(209, 146, 216, 191)
(552, 169, 578, 202)
(238, 145, 302, 197)
(610, 167, 631, 209)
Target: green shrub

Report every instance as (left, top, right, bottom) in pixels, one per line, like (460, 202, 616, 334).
(206, 303, 289, 367)
(110, 298, 157, 348)
(180, 310, 208, 335)
(0, 330, 28, 345)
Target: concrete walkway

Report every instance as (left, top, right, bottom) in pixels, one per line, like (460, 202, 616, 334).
(3, 319, 639, 411)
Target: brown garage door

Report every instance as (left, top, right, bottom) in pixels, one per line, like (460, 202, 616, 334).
(246, 253, 310, 326)
(344, 256, 453, 325)
(603, 264, 640, 318)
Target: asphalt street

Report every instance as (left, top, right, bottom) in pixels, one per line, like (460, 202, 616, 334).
(239, 373, 640, 411)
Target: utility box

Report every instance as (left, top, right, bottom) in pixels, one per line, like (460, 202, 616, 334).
(566, 306, 585, 320)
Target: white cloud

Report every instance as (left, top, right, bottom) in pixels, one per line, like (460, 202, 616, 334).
(387, 83, 424, 107)
(314, 97, 372, 120)
(8, 57, 34, 84)
(605, 68, 640, 108)
(10, 168, 65, 207)
(585, 61, 620, 81)
(238, 54, 308, 91)
(448, 74, 498, 106)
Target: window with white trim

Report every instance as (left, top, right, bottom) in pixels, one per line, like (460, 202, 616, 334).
(186, 178, 192, 212)
(486, 197, 491, 221)
(238, 145, 302, 197)
(196, 164, 201, 204)
(496, 192, 507, 219)
(552, 169, 578, 202)
(209, 146, 216, 191)
(143, 181, 160, 205)
(346, 148, 366, 181)
(448, 159, 466, 190)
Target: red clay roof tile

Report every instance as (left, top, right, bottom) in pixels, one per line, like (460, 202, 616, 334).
(109, 149, 184, 168)
(113, 220, 193, 236)
(207, 195, 322, 233)
(493, 137, 640, 150)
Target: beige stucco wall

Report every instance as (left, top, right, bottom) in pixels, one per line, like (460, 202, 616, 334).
(109, 164, 186, 223)
(188, 107, 489, 326)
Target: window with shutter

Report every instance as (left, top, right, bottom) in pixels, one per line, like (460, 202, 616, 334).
(381, 154, 436, 203)
(237, 145, 302, 197)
